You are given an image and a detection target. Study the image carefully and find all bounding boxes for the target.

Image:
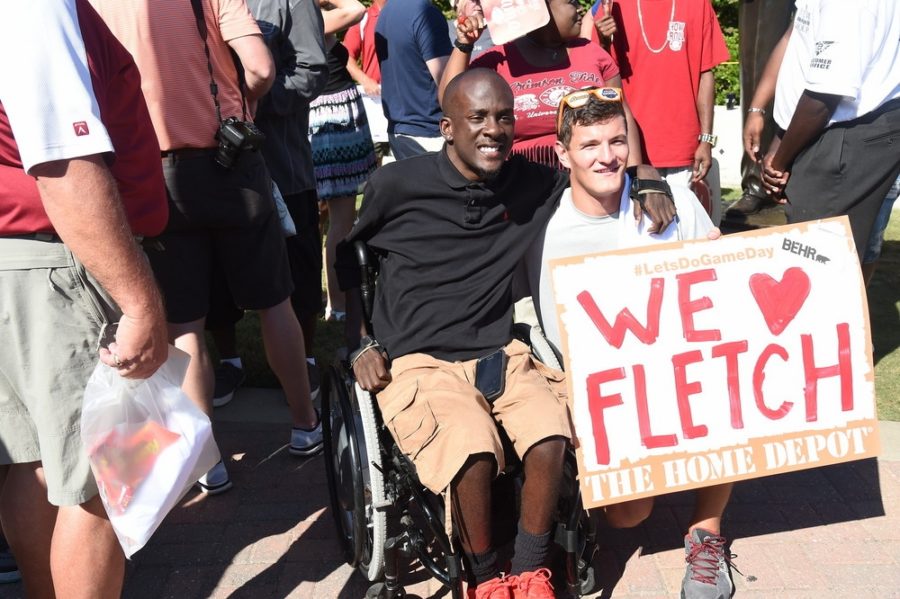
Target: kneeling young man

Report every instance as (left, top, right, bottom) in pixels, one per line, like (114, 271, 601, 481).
(524, 88, 735, 599)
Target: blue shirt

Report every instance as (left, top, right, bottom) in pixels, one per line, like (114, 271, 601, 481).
(375, 0, 451, 136)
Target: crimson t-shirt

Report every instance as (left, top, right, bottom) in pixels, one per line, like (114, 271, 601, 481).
(472, 38, 619, 167)
(0, 0, 167, 236)
(590, 0, 729, 168)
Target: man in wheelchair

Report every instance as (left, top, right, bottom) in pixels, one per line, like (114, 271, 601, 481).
(336, 69, 674, 598)
(522, 90, 735, 599)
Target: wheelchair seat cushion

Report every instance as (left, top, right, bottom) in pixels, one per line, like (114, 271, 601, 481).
(376, 339, 572, 494)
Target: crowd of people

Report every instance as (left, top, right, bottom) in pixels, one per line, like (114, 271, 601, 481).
(0, 1, 897, 598)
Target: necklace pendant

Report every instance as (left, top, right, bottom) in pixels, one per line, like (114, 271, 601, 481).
(667, 20, 685, 51)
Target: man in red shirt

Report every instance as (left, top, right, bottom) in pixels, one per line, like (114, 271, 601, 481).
(582, 0, 729, 195)
(0, 0, 168, 594)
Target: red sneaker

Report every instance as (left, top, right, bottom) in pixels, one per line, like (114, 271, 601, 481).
(513, 568, 555, 599)
(467, 575, 515, 599)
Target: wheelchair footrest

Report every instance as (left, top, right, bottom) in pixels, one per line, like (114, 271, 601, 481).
(554, 524, 578, 553)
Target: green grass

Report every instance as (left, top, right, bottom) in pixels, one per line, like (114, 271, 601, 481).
(870, 217, 900, 420)
(234, 213, 900, 421)
(721, 187, 741, 203)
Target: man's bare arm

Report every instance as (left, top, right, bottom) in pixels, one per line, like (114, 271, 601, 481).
(692, 70, 716, 182)
(763, 90, 840, 197)
(33, 155, 167, 378)
(228, 34, 276, 101)
(743, 22, 792, 159)
(770, 91, 840, 173)
(346, 58, 380, 96)
(438, 8, 486, 104)
(321, 0, 366, 34)
(426, 55, 450, 89)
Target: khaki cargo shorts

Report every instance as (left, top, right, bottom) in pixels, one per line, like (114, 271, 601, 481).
(0, 237, 118, 506)
(376, 339, 572, 494)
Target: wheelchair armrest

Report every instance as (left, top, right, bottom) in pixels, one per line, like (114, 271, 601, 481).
(513, 322, 564, 371)
(353, 241, 379, 329)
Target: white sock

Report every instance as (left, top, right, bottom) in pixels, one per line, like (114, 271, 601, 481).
(222, 357, 243, 369)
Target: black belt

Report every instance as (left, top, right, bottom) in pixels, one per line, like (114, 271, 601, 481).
(3, 232, 60, 242)
(160, 147, 216, 161)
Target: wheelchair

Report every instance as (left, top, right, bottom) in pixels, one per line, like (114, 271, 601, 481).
(321, 242, 599, 598)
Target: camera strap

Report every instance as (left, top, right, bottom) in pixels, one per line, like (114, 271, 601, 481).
(188, 0, 249, 122)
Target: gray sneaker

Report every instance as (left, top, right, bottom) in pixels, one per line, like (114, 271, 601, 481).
(196, 460, 233, 495)
(290, 410, 323, 457)
(681, 528, 734, 599)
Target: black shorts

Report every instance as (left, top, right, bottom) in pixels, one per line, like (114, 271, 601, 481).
(284, 190, 324, 320)
(205, 189, 323, 329)
(145, 150, 293, 324)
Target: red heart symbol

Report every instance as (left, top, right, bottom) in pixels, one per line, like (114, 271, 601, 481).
(749, 267, 811, 335)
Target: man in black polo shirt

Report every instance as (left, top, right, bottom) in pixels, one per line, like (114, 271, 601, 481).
(338, 69, 673, 597)
(339, 69, 569, 597)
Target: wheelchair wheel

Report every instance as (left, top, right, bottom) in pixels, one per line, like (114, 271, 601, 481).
(321, 365, 387, 582)
(354, 382, 388, 581)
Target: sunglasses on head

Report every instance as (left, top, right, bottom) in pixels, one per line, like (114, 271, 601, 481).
(556, 86, 623, 132)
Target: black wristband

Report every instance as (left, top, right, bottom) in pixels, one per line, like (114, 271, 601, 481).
(629, 177, 673, 202)
(453, 39, 475, 53)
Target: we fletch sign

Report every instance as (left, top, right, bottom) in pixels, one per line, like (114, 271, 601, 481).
(550, 217, 879, 509)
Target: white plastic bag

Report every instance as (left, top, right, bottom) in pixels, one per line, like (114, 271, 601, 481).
(80, 346, 219, 558)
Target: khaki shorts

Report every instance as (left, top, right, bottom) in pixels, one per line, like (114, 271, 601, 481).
(377, 339, 572, 494)
(0, 237, 119, 506)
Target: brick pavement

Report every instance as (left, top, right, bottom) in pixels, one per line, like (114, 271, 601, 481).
(1, 393, 897, 599)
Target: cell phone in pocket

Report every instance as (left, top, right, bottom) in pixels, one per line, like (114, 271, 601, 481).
(475, 348, 508, 403)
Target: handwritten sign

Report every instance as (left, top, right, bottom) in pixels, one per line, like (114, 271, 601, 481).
(478, 0, 549, 45)
(550, 217, 879, 509)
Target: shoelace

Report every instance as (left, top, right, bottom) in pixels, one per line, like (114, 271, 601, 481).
(517, 568, 554, 593)
(685, 535, 727, 585)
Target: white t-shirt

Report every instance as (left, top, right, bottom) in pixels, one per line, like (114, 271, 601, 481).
(0, 0, 112, 173)
(526, 177, 714, 354)
(774, 0, 900, 129)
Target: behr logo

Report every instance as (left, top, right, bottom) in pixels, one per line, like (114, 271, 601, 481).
(782, 237, 830, 264)
(73, 121, 90, 136)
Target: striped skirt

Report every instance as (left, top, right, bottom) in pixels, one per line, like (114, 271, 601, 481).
(309, 86, 377, 201)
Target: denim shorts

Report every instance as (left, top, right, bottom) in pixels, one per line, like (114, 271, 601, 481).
(0, 237, 119, 506)
(863, 175, 900, 264)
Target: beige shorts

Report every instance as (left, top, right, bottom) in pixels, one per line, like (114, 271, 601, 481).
(0, 237, 119, 506)
(377, 339, 572, 494)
